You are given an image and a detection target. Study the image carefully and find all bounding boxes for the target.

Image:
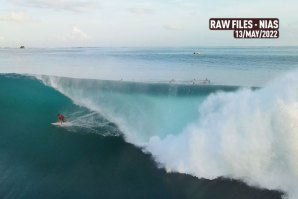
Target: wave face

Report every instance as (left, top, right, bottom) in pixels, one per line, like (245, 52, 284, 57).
(39, 71, 298, 199)
(39, 76, 238, 144)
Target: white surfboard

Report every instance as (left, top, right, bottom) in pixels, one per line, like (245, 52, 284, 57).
(51, 122, 72, 127)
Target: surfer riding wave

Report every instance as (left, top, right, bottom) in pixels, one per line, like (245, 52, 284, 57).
(57, 113, 65, 124)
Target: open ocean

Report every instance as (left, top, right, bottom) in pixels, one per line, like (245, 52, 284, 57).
(1, 47, 298, 199)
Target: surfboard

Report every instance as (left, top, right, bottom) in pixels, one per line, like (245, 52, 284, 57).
(51, 122, 72, 127)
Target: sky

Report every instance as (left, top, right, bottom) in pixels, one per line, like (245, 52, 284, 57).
(0, 0, 298, 47)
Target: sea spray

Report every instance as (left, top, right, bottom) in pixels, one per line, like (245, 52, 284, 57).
(147, 71, 298, 199)
(62, 110, 120, 136)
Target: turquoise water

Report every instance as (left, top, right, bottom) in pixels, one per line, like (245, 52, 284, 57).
(0, 74, 282, 199)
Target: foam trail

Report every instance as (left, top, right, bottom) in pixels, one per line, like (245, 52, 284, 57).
(61, 111, 119, 136)
(147, 71, 298, 199)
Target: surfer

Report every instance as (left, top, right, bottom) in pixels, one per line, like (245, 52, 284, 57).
(57, 113, 65, 124)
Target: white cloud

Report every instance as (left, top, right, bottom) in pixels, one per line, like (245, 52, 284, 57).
(128, 8, 153, 16)
(9, 0, 98, 12)
(67, 26, 90, 41)
(0, 36, 5, 42)
(0, 12, 32, 23)
(163, 24, 182, 31)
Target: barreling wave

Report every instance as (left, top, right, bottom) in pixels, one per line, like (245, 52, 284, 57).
(38, 75, 238, 144)
(37, 71, 298, 199)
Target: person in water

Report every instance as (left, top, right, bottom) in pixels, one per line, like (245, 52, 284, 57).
(57, 113, 65, 124)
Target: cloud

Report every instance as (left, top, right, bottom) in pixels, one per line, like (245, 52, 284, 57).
(67, 26, 90, 41)
(9, 0, 98, 12)
(127, 8, 153, 16)
(0, 11, 32, 22)
(163, 24, 182, 31)
(0, 36, 5, 42)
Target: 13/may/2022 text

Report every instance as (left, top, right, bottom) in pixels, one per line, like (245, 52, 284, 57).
(234, 30, 279, 38)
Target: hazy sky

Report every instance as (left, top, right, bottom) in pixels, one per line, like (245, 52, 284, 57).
(0, 0, 297, 47)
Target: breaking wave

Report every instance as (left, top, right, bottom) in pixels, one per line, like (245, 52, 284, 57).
(38, 71, 298, 199)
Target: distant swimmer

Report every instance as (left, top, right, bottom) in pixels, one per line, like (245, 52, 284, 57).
(57, 113, 65, 124)
(203, 78, 211, 84)
(192, 78, 197, 85)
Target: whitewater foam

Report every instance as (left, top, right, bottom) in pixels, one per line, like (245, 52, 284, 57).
(147, 71, 298, 199)
(39, 71, 298, 199)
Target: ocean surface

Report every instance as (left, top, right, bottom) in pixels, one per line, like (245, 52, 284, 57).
(1, 47, 298, 199)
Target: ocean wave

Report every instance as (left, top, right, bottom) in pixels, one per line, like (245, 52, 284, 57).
(37, 71, 298, 199)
